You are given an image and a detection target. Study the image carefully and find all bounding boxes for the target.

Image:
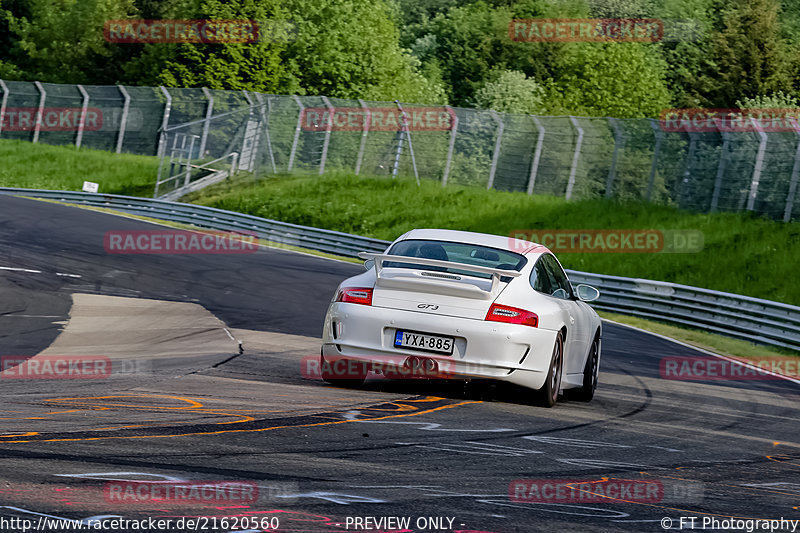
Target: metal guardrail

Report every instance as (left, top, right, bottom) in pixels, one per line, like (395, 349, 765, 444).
(565, 271, 800, 351)
(1, 187, 798, 351)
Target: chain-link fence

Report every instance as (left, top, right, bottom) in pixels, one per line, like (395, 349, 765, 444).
(2, 79, 799, 222)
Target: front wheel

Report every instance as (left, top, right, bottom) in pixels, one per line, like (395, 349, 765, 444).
(574, 337, 600, 402)
(535, 332, 563, 408)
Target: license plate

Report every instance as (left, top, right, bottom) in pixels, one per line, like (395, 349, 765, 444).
(394, 330, 454, 355)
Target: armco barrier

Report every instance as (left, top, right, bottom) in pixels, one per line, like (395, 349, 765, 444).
(1, 187, 798, 351)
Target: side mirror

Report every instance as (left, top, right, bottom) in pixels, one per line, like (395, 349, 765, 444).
(575, 284, 600, 302)
(364, 259, 375, 271)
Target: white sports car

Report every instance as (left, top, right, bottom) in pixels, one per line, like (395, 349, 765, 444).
(320, 229, 602, 406)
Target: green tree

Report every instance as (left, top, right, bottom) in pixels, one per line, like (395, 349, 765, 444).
(587, 0, 655, 17)
(709, 0, 796, 106)
(0, 0, 137, 83)
(474, 69, 546, 114)
(407, 0, 588, 108)
(736, 90, 799, 109)
(123, 0, 295, 93)
(655, 0, 717, 108)
(125, 0, 444, 102)
(548, 42, 672, 117)
(280, 0, 444, 102)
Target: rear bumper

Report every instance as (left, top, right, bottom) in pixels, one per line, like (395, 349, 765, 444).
(322, 302, 559, 391)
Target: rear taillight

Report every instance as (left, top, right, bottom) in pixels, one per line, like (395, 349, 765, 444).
(485, 303, 538, 327)
(336, 287, 373, 306)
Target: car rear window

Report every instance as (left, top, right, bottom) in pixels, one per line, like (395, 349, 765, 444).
(385, 239, 527, 279)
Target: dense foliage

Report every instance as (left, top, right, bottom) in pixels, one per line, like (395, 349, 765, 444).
(0, 0, 798, 116)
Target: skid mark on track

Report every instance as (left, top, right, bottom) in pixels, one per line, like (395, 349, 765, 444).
(0, 396, 480, 444)
(342, 410, 513, 432)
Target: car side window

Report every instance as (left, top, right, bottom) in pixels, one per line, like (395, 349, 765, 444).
(530, 255, 573, 300)
(542, 254, 573, 300)
(529, 258, 552, 295)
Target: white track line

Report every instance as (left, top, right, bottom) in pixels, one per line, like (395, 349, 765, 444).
(3, 315, 62, 318)
(0, 266, 42, 273)
(0, 266, 81, 278)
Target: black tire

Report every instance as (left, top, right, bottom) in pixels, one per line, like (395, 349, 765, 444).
(535, 332, 564, 408)
(574, 336, 600, 402)
(320, 350, 366, 387)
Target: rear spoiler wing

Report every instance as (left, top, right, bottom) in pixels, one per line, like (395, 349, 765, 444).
(358, 252, 522, 299)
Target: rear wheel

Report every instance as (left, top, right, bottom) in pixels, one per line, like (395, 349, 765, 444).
(574, 336, 600, 402)
(535, 332, 563, 408)
(320, 350, 366, 387)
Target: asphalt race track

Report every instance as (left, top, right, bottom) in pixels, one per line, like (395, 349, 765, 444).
(0, 195, 798, 533)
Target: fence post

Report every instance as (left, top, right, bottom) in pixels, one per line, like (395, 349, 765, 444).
(116, 85, 130, 154)
(566, 116, 584, 200)
(266, 95, 277, 173)
(606, 118, 624, 198)
(154, 86, 172, 198)
(747, 116, 767, 211)
(486, 110, 504, 190)
(710, 120, 730, 212)
(241, 90, 259, 175)
(0, 80, 9, 139)
(442, 107, 458, 187)
(184, 134, 198, 186)
(646, 119, 663, 201)
(319, 96, 334, 175)
(395, 101, 419, 185)
(33, 81, 46, 144)
(287, 95, 304, 172)
(677, 131, 698, 207)
(157, 86, 172, 155)
(527, 116, 545, 195)
(784, 118, 800, 222)
(242, 89, 253, 107)
(75, 84, 89, 148)
(390, 105, 405, 178)
(199, 87, 214, 157)
(253, 92, 276, 174)
(154, 130, 167, 198)
(355, 98, 370, 175)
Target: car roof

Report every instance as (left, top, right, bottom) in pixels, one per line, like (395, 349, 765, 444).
(397, 228, 550, 256)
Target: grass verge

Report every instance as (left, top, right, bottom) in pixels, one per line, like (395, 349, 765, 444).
(0, 139, 158, 196)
